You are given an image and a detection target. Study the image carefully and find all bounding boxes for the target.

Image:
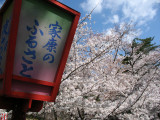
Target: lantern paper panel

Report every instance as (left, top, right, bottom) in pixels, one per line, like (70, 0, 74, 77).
(0, 2, 13, 75)
(12, 80, 52, 96)
(13, 0, 73, 84)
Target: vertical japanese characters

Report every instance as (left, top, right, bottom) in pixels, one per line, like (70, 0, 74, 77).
(0, 19, 11, 74)
(20, 20, 43, 78)
(43, 21, 62, 63)
(20, 20, 62, 78)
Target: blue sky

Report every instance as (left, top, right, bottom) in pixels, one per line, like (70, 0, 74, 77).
(0, 0, 160, 44)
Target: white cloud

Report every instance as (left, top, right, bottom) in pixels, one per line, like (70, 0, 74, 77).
(103, 0, 125, 12)
(121, 0, 159, 24)
(103, 14, 119, 24)
(104, 23, 142, 43)
(80, 0, 103, 13)
(81, 0, 160, 25)
(112, 15, 119, 23)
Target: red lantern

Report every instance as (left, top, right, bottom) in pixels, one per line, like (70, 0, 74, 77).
(0, 0, 80, 111)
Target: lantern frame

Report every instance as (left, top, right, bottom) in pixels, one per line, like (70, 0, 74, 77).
(0, 0, 80, 102)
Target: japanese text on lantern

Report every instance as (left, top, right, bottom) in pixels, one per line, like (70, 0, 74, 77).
(20, 20, 43, 78)
(20, 20, 62, 78)
(43, 21, 62, 63)
(0, 19, 10, 74)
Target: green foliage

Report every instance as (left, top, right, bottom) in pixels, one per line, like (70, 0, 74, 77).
(83, 95, 88, 99)
(122, 37, 159, 65)
(122, 56, 132, 65)
(135, 37, 159, 55)
(95, 94, 100, 102)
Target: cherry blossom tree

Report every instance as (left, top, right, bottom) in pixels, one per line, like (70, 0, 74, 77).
(28, 14, 160, 120)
